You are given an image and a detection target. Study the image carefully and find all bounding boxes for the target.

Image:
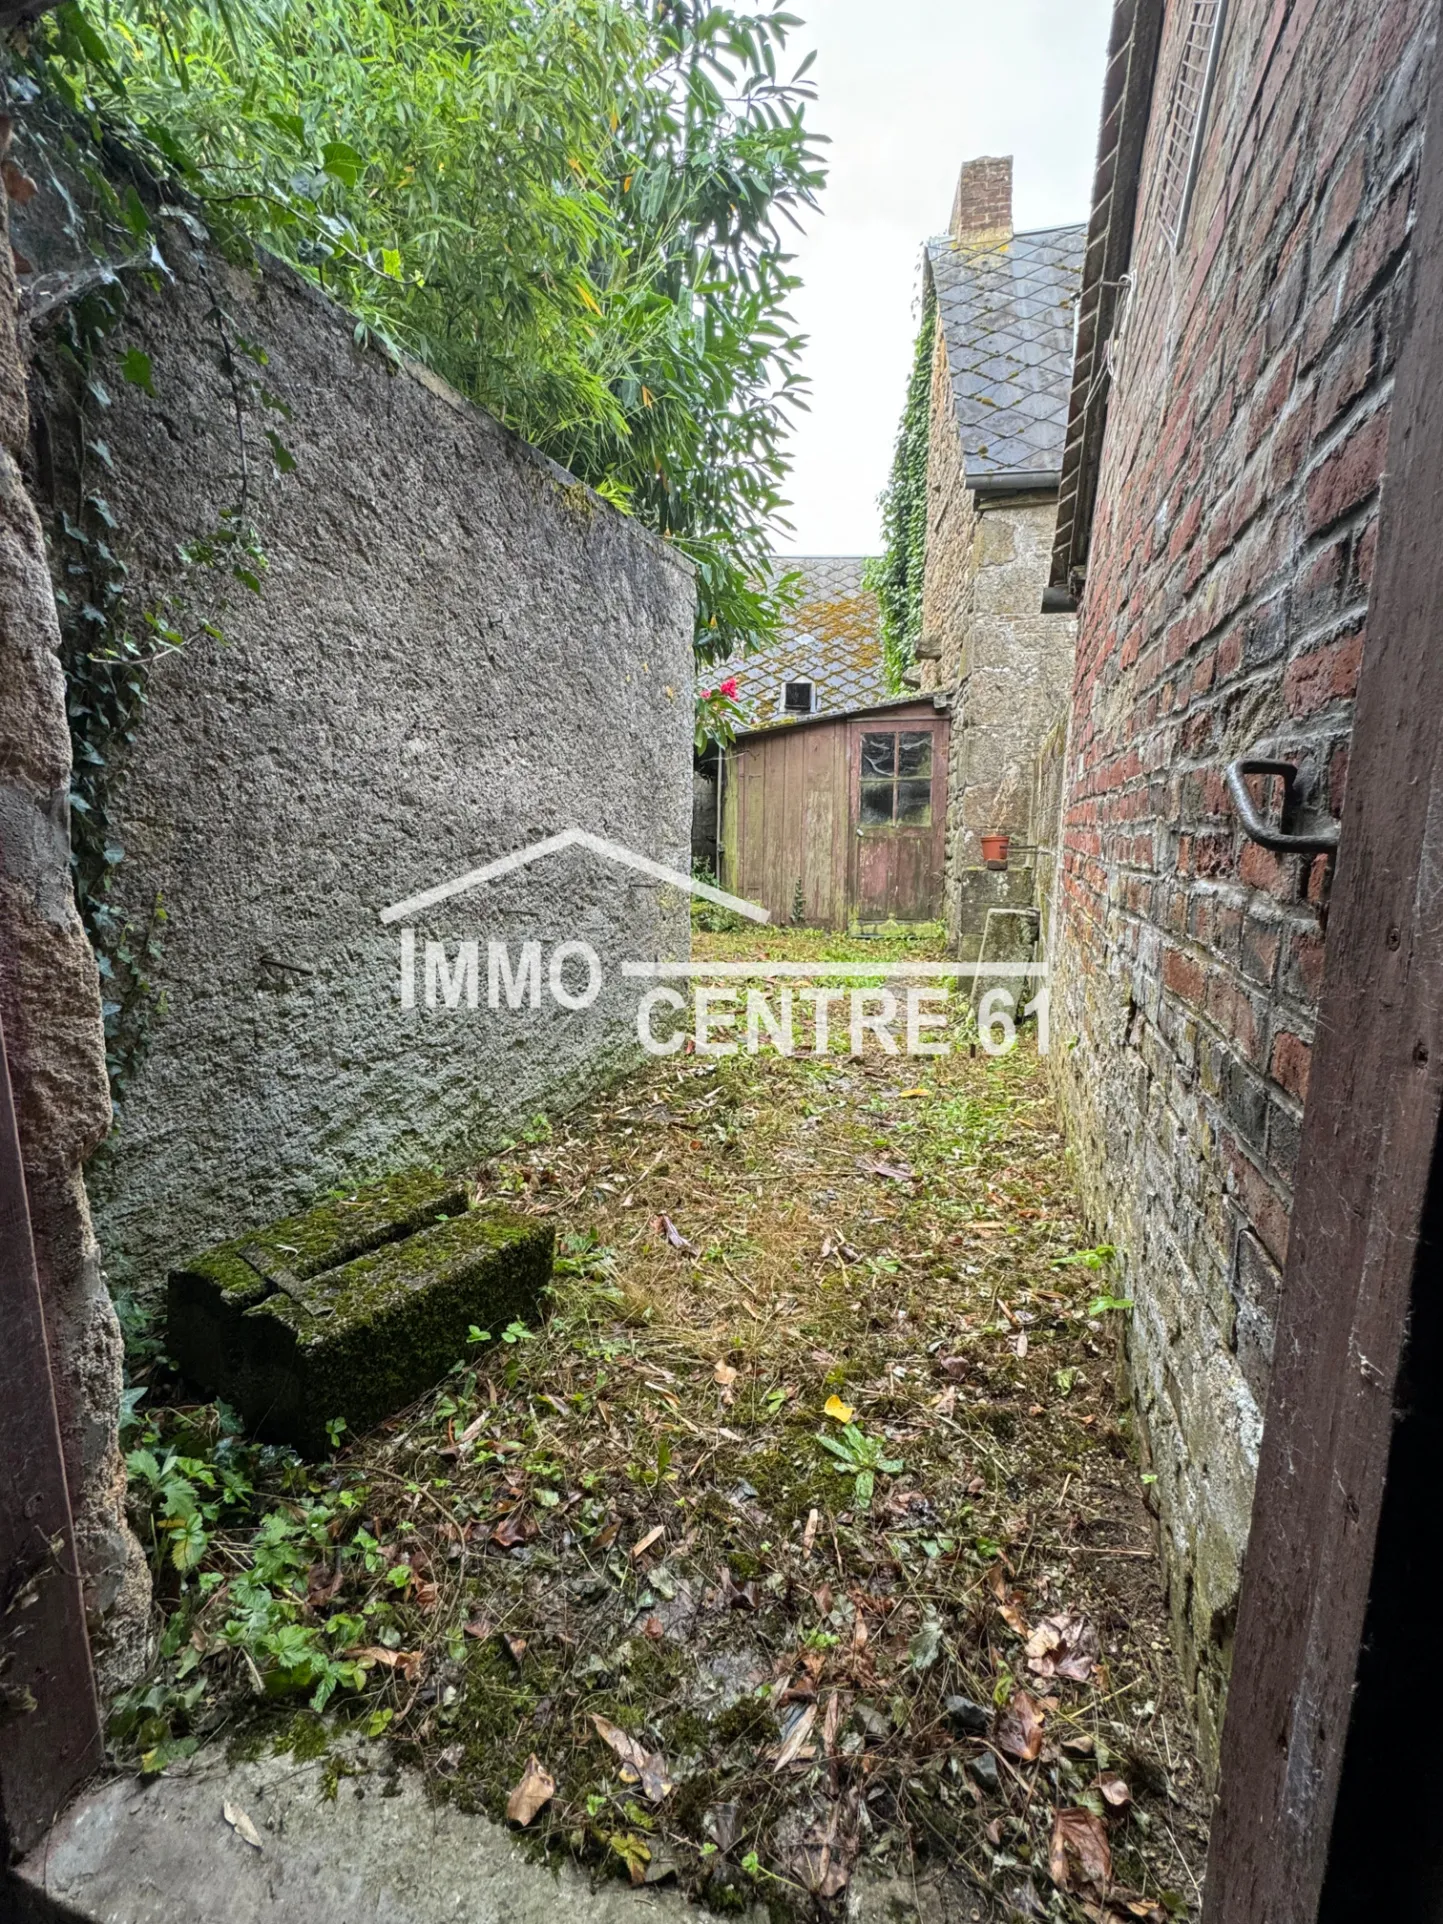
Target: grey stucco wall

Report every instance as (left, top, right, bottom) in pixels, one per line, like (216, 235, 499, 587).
(27, 225, 695, 1300)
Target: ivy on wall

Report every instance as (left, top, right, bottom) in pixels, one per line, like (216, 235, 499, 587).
(865, 277, 934, 693)
(10, 82, 287, 1112)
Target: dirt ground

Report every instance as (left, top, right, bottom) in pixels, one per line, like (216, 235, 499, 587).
(119, 931, 1208, 1921)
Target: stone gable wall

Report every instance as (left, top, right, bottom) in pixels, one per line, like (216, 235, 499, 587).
(920, 315, 1075, 943)
(1049, 0, 1434, 1766)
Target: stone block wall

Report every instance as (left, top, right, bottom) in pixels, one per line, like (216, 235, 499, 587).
(1, 139, 147, 1694)
(17, 213, 696, 1303)
(920, 301, 1076, 947)
(1048, 0, 1434, 1766)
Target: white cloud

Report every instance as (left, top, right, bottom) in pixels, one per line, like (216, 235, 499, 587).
(772, 0, 1114, 556)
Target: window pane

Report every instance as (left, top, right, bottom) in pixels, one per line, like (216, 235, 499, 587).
(896, 780, 932, 826)
(860, 732, 896, 777)
(898, 730, 933, 778)
(860, 780, 894, 825)
(784, 680, 813, 714)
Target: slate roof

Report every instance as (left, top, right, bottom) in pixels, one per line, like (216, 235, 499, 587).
(709, 557, 890, 730)
(926, 222, 1087, 486)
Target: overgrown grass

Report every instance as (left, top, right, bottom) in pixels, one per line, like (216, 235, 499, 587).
(115, 1022, 1204, 1919)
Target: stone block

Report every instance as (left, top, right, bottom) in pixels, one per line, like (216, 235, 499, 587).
(168, 1170, 552, 1454)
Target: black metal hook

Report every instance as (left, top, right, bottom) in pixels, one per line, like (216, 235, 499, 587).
(1225, 756, 1341, 856)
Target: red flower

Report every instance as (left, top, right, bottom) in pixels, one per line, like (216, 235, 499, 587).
(719, 677, 739, 700)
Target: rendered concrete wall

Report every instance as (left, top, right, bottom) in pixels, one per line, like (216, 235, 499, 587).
(1049, 0, 1433, 1768)
(23, 221, 695, 1303)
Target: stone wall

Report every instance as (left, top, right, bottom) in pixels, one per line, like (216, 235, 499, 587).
(919, 307, 1076, 947)
(1, 127, 147, 1695)
(1049, 0, 1434, 1766)
(19, 214, 695, 1303)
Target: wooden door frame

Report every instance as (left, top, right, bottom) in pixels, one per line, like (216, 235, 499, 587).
(1202, 9, 1443, 1914)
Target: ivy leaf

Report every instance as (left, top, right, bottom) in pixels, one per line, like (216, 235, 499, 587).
(120, 348, 155, 395)
(321, 140, 366, 188)
(121, 185, 150, 240)
(264, 428, 297, 475)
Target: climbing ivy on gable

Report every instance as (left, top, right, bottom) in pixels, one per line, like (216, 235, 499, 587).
(865, 277, 935, 692)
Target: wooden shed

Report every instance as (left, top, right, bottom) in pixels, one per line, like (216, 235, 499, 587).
(719, 697, 950, 930)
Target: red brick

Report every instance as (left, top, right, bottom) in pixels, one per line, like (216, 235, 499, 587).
(1270, 1030, 1312, 1102)
(1284, 627, 1365, 714)
(1163, 945, 1206, 1008)
(1304, 408, 1389, 533)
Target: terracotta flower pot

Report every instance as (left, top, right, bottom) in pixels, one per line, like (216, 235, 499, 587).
(980, 833, 1010, 870)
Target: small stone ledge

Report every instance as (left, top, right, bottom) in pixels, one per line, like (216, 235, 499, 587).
(168, 1172, 553, 1454)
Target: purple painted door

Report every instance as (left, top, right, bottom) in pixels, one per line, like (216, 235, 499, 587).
(847, 714, 948, 925)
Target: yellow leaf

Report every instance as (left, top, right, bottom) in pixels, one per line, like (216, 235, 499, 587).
(641, 385, 654, 407)
(577, 282, 602, 316)
(824, 1394, 854, 1424)
(898, 1087, 929, 1099)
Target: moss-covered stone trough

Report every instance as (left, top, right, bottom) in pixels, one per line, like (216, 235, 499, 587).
(167, 1170, 552, 1455)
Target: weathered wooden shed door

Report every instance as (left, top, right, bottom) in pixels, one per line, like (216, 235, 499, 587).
(848, 716, 947, 925)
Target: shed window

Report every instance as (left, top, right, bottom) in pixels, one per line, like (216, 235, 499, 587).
(859, 729, 933, 826)
(783, 679, 814, 714)
(1157, 0, 1227, 249)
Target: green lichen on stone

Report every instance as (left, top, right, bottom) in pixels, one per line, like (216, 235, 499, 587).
(168, 1172, 551, 1455)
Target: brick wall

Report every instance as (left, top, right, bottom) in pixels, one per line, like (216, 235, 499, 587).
(1049, 0, 1435, 1767)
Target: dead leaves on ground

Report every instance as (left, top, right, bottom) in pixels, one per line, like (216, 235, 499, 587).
(591, 1714, 674, 1804)
(995, 1687, 1047, 1763)
(1026, 1608, 1100, 1683)
(506, 1755, 556, 1826)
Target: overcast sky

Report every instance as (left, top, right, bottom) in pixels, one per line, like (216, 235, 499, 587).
(773, 0, 1115, 557)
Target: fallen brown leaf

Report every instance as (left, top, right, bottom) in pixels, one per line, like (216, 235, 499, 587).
(592, 1713, 673, 1803)
(1025, 1610, 1099, 1683)
(995, 1689, 1046, 1762)
(1097, 1771, 1132, 1809)
(1048, 1805, 1111, 1897)
(352, 1645, 425, 1683)
(988, 1562, 1030, 1638)
(492, 1512, 538, 1549)
(222, 1802, 262, 1850)
(631, 1525, 664, 1559)
(506, 1755, 556, 1826)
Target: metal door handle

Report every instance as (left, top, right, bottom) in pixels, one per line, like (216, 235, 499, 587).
(1225, 756, 1341, 855)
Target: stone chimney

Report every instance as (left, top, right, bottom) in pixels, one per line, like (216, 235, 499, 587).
(950, 155, 1013, 247)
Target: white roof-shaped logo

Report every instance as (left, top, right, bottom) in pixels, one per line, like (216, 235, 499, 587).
(379, 827, 769, 926)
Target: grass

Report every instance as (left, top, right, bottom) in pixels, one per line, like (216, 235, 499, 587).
(116, 931, 1206, 1920)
